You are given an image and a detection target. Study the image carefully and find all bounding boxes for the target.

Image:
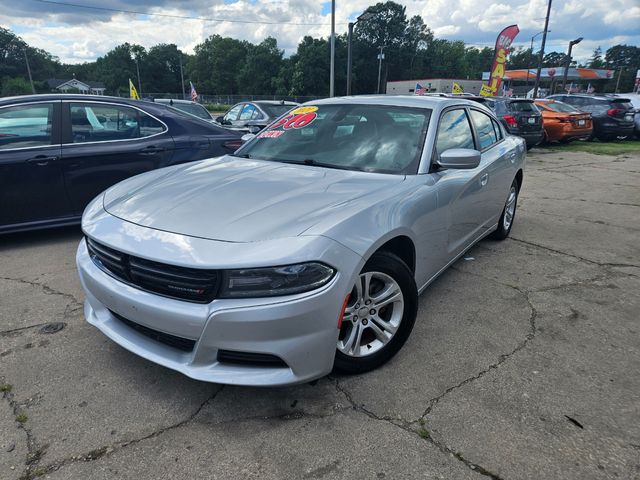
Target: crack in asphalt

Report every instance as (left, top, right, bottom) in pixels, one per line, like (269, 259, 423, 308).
(331, 378, 503, 479)
(0, 377, 43, 480)
(0, 275, 83, 308)
(27, 385, 226, 479)
(509, 237, 640, 270)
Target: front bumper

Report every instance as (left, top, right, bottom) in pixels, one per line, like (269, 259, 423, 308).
(77, 221, 362, 386)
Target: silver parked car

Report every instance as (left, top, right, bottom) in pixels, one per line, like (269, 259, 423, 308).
(77, 96, 526, 386)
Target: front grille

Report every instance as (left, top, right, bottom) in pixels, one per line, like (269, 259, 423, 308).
(86, 237, 219, 303)
(217, 350, 288, 368)
(111, 311, 196, 352)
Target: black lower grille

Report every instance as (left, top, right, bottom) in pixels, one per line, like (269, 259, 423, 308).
(86, 237, 219, 303)
(217, 350, 288, 368)
(111, 311, 196, 352)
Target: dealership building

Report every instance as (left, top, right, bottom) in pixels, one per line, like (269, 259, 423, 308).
(386, 78, 485, 95)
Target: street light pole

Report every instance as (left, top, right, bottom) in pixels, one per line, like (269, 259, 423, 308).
(346, 10, 375, 96)
(377, 46, 385, 94)
(329, 0, 335, 97)
(615, 66, 624, 93)
(527, 31, 547, 89)
(561, 37, 583, 92)
(533, 0, 553, 99)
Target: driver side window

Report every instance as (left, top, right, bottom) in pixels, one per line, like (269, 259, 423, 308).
(224, 104, 243, 123)
(435, 109, 475, 156)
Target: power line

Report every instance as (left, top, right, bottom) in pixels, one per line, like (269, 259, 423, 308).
(31, 0, 345, 26)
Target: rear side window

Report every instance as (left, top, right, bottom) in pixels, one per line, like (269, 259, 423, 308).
(436, 109, 475, 155)
(0, 104, 53, 150)
(508, 101, 538, 113)
(469, 109, 499, 149)
(70, 103, 165, 143)
(239, 104, 257, 121)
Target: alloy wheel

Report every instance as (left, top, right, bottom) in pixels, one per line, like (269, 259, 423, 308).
(503, 186, 517, 231)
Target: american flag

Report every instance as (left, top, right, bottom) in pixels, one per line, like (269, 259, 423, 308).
(414, 83, 427, 95)
(586, 83, 595, 94)
(190, 82, 198, 102)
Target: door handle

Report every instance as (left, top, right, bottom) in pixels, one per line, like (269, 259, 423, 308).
(139, 146, 165, 155)
(480, 173, 489, 186)
(27, 155, 58, 166)
(508, 152, 517, 163)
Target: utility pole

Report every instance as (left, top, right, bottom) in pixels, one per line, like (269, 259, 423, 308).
(23, 49, 36, 94)
(377, 46, 385, 94)
(329, 0, 335, 97)
(533, 0, 552, 99)
(134, 57, 142, 97)
(179, 54, 186, 100)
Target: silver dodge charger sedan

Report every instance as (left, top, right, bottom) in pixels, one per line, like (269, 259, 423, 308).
(77, 96, 526, 386)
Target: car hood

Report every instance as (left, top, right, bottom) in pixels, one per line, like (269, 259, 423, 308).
(103, 156, 405, 242)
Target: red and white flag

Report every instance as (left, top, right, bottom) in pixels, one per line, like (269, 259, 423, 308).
(190, 82, 198, 102)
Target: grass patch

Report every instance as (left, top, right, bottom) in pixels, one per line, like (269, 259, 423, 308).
(16, 413, 28, 423)
(204, 103, 231, 113)
(417, 426, 430, 439)
(540, 138, 640, 156)
(0, 383, 12, 393)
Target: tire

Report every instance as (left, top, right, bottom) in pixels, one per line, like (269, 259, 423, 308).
(491, 178, 519, 240)
(334, 251, 418, 374)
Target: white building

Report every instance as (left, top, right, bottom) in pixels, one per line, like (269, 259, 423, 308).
(386, 78, 484, 95)
(47, 78, 106, 95)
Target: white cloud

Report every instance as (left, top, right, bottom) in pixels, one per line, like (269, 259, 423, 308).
(2, 0, 638, 64)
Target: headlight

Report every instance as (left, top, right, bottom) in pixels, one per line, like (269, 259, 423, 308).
(218, 262, 335, 298)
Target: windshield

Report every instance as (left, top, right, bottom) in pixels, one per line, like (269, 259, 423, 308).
(545, 101, 582, 113)
(236, 104, 431, 174)
(508, 101, 539, 113)
(169, 103, 212, 120)
(260, 104, 297, 118)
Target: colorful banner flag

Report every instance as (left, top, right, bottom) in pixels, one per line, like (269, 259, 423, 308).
(452, 82, 463, 94)
(482, 25, 520, 97)
(479, 85, 493, 97)
(129, 79, 140, 100)
(190, 82, 198, 102)
(414, 83, 427, 95)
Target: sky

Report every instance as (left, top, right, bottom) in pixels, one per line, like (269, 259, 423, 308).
(1, 0, 639, 65)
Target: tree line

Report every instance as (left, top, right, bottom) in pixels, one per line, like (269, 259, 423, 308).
(2, 1, 639, 97)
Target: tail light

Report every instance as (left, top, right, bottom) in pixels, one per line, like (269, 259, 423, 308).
(607, 108, 624, 117)
(503, 115, 518, 127)
(223, 139, 243, 151)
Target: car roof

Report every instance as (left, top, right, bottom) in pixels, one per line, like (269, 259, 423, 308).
(0, 94, 148, 106)
(154, 98, 201, 105)
(252, 100, 299, 106)
(306, 94, 492, 110)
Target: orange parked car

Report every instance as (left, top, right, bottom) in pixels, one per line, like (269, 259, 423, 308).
(534, 99, 593, 143)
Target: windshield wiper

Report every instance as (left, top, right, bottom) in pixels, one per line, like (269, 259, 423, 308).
(276, 158, 364, 172)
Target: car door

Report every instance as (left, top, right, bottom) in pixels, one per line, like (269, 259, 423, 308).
(60, 101, 174, 215)
(468, 108, 515, 226)
(0, 101, 71, 229)
(222, 104, 243, 128)
(431, 107, 494, 255)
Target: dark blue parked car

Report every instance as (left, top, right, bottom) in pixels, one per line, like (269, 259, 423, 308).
(0, 94, 242, 234)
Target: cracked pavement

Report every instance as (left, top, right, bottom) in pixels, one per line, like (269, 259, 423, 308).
(1, 149, 639, 480)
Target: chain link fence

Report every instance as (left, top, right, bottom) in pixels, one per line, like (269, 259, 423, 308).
(144, 93, 325, 105)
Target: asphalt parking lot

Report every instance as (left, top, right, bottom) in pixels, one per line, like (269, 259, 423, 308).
(1, 148, 639, 480)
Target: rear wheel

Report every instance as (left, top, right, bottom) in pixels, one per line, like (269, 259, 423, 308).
(334, 252, 418, 374)
(491, 178, 519, 240)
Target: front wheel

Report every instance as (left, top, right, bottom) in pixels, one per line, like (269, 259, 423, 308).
(334, 252, 418, 374)
(491, 178, 519, 240)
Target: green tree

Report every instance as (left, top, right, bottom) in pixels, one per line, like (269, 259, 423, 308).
(604, 44, 640, 92)
(1, 77, 33, 96)
(189, 35, 249, 94)
(237, 37, 283, 95)
(145, 44, 186, 94)
(588, 47, 605, 69)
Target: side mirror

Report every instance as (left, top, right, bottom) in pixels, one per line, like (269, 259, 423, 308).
(215, 116, 224, 124)
(437, 148, 481, 170)
(247, 125, 262, 134)
(241, 133, 256, 143)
